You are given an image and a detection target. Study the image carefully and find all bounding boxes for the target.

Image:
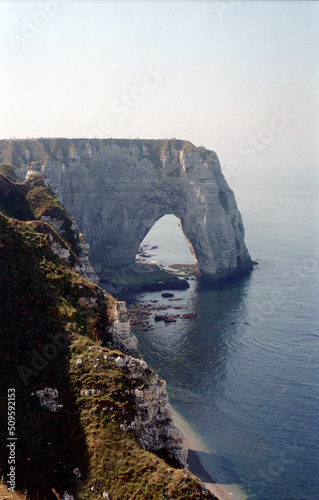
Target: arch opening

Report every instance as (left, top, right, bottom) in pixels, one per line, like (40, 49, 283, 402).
(136, 214, 199, 274)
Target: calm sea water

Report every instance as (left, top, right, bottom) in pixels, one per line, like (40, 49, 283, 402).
(129, 164, 319, 500)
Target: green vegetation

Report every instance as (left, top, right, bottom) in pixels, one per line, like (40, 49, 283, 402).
(0, 163, 20, 183)
(0, 138, 216, 172)
(0, 169, 78, 250)
(0, 213, 113, 498)
(0, 176, 34, 220)
(0, 175, 215, 498)
(0, 169, 53, 219)
(24, 176, 69, 220)
(69, 338, 213, 500)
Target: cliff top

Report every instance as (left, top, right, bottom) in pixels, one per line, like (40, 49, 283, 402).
(0, 168, 69, 219)
(0, 138, 215, 168)
(0, 166, 79, 249)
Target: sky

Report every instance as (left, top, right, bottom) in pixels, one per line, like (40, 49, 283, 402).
(0, 0, 318, 172)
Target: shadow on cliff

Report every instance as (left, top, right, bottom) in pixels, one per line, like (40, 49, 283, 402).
(0, 314, 90, 500)
(0, 286, 90, 499)
(187, 449, 216, 484)
(0, 215, 90, 499)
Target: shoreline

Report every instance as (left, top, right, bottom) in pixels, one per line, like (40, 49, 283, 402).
(172, 409, 248, 500)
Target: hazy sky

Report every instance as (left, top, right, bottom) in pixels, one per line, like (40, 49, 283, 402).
(0, 0, 318, 170)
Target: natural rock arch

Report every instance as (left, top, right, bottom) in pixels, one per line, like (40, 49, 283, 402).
(0, 138, 253, 282)
(136, 214, 196, 265)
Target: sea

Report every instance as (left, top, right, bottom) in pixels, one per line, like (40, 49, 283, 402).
(127, 163, 319, 500)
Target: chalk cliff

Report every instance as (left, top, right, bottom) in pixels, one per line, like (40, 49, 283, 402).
(0, 138, 253, 282)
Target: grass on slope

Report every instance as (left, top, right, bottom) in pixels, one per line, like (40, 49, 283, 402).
(0, 214, 215, 500)
(0, 214, 113, 498)
(0, 169, 78, 249)
(0, 163, 21, 183)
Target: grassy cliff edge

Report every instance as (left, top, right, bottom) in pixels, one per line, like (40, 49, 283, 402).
(0, 167, 216, 499)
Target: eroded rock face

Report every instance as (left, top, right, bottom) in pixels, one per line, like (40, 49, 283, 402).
(39, 215, 99, 284)
(109, 301, 139, 358)
(0, 138, 253, 282)
(111, 353, 187, 467)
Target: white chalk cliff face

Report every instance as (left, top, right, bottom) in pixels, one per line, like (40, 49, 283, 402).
(0, 138, 253, 282)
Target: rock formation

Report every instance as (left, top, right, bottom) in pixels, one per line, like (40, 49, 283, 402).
(0, 138, 252, 282)
(114, 353, 187, 467)
(39, 214, 99, 284)
(0, 171, 99, 284)
(109, 300, 139, 357)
